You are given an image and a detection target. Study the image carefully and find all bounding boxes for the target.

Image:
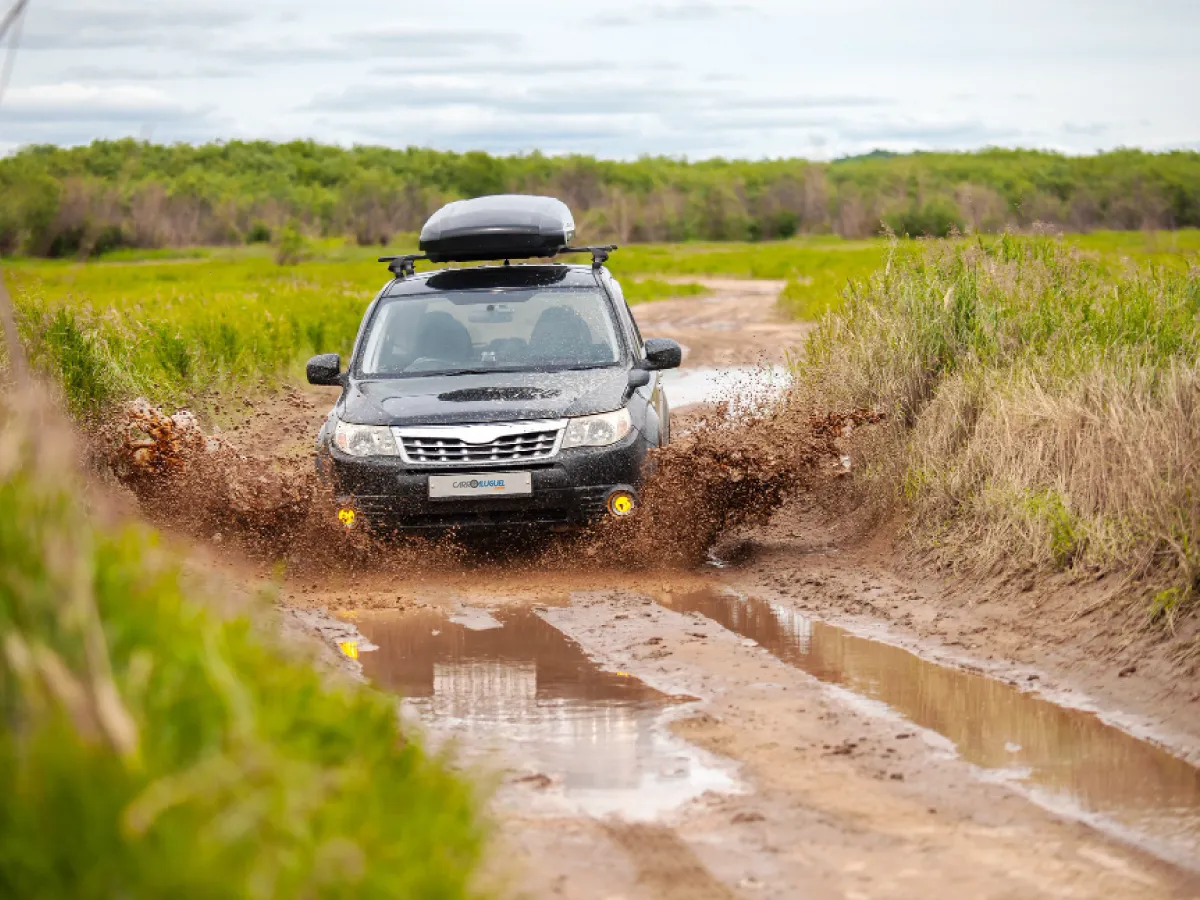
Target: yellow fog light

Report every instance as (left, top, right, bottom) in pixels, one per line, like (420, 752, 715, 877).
(337, 508, 357, 530)
(338, 641, 359, 660)
(607, 490, 637, 517)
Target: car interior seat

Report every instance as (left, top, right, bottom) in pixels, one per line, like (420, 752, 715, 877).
(413, 311, 474, 363)
(528, 306, 594, 361)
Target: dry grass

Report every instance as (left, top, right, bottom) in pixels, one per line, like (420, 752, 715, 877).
(799, 234, 1200, 625)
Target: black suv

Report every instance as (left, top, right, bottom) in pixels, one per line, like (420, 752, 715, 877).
(307, 195, 681, 533)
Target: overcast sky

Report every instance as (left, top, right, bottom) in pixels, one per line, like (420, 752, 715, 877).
(2, 0, 1198, 160)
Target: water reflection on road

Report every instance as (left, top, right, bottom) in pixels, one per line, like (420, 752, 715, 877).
(354, 605, 737, 820)
(663, 588, 1200, 867)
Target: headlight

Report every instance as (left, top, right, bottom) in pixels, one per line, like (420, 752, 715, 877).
(334, 421, 399, 457)
(562, 408, 632, 449)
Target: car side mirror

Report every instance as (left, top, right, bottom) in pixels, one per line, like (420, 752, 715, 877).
(643, 338, 682, 371)
(306, 353, 344, 386)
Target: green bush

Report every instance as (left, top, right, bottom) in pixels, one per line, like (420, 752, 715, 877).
(882, 197, 965, 238)
(245, 221, 272, 244)
(3, 141, 1199, 252)
(0, 392, 487, 898)
(274, 222, 310, 266)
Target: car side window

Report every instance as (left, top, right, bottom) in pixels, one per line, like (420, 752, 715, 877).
(606, 275, 644, 354)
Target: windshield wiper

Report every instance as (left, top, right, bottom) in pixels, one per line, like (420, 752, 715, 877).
(421, 368, 503, 377)
(415, 366, 544, 377)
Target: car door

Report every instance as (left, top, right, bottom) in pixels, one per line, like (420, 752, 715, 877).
(605, 272, 670, 447)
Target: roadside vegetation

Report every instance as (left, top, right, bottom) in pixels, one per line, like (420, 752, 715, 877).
(0, 388, 486, 898)
(5, 252, 381, 416)
(4, 230, 1197, 416)
(799, 234, 1200, 627)
(3, 141, 1199, 258)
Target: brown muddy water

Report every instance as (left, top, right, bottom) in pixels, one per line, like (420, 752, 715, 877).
(349, 604, 739, 820)
(663, 587, 1200, 869)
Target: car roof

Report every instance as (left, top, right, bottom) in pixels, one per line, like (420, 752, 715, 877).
(383, 263, 602, 298)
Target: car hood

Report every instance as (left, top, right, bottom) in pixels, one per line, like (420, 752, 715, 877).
(339, 368, 629, 426)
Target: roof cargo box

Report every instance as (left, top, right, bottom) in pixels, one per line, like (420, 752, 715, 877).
(419, 195, 576, 263)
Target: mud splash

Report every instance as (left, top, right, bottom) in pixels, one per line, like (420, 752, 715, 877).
(662, 587, 1200, 869)
(96, 399, 391, 570)
(571, 403, 881, 567)
(660, 365, 791, 410)
(98, 392, 878, 572)
(350, 604, 738, 819)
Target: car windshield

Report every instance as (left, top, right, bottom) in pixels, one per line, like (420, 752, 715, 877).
(359, 287, 623, 377)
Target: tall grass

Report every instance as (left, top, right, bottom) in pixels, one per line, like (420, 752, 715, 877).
(0, 389, 487, 897)
(800, 234, 1200, 624)
(6, 255, 384, 415)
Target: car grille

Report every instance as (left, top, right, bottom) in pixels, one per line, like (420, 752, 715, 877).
(394, 421, 565, 467)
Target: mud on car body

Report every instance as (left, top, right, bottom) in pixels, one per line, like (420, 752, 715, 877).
(307, 195, 682, 533)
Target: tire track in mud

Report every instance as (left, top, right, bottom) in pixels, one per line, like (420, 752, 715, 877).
(602, 824, 740, 900)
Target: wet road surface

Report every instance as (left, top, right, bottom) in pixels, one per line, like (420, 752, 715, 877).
(662, 587, 1200, 868)
(325, 577, 1200, 898)
(353, 604, 738, 820)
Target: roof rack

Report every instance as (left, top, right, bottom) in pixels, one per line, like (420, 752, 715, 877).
(378, 245, 619, 279)
(559, 245, 619, 268)
(378, 254, 428, 278)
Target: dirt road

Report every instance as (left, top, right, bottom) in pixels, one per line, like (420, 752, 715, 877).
(631, 278, 810, 369)
(256, 281, 1200, 898)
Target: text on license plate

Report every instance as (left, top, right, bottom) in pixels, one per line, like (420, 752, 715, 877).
(428, 472, 533, 498)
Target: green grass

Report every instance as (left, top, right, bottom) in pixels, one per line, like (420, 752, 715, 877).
(799, 232, 1200, 623)
(623, 278, 711, 304)
(5, 254, 388, 415)
(0, 391, 487, 898)
(6, 230, 1198, 415)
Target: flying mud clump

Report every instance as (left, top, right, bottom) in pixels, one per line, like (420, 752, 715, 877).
(100, 401, 354, 563)
(100, 395, 880, 572)
(99, 400, 463, 575)
(571, 402, 884, 567)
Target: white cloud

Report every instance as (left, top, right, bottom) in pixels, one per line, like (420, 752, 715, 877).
(1, 0, 1197, 157)
(3, 83, 197, 120)
(22, 2, 251, 50)
(0, 83, 216, 144)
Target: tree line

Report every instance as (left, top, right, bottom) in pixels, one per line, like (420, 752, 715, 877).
(1, 140, 1197, 257)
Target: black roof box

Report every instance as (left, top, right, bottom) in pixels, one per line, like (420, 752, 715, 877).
(419, 195, 576, 263)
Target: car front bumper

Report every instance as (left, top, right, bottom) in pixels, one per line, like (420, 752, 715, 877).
(323, 429, 651, 532)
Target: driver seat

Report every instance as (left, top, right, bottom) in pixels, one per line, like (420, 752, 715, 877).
(414, 311, 473, 363)
(529, 306, 593, 360)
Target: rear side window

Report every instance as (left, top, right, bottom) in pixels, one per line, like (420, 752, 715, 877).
(605, 276, 644, 353)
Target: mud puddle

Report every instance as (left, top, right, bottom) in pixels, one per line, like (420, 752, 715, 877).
(661, 364, 791, 410)
(662, 587, 1200, 867)
(349, 604, 738, 820)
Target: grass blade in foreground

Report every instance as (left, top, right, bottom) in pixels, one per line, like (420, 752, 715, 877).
(0, 388, 487, 898)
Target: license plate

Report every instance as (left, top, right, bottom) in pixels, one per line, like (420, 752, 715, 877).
(428, 472, 533, 499)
